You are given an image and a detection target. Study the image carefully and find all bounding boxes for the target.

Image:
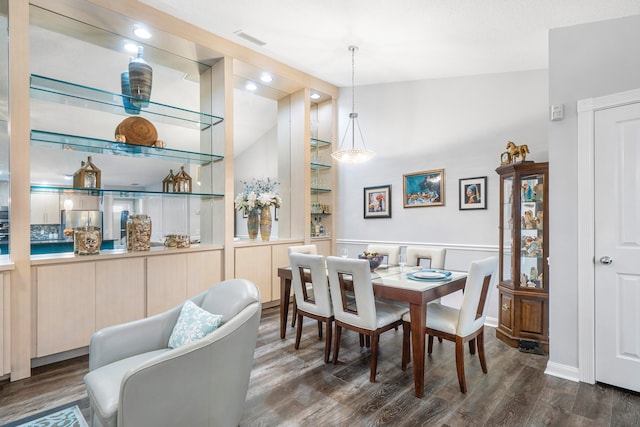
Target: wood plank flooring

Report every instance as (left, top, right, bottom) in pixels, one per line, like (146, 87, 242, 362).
(1, 307, 639, 426)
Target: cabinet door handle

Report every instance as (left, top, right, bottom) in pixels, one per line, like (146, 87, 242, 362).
(501, 303, 510, 312)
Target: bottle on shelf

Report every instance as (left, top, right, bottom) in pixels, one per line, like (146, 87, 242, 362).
(319, 217, 325, 236)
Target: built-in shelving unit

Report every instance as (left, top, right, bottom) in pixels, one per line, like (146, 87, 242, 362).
(29, 73, 225, 252)
(310, 137, 332, 238)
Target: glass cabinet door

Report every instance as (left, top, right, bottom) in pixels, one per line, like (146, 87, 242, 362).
(518, 173, 544, 289)
(501, 176, 513, 283)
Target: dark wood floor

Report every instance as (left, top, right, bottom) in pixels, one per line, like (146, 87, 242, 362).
(1, 307, 639, 426)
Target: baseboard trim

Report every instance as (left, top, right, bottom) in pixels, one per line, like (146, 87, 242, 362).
(485, 316, 498, 328)
(544, 361, 580, 383)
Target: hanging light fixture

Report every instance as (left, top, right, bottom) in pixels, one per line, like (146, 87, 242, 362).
(331, 45, 375, 163)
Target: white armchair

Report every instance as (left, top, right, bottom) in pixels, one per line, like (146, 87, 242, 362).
(84, 279, 261, 427)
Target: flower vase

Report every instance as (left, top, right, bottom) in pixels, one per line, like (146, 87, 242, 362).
(247, 210, 259, 240)
(128, 46, 153, 108)
(260, 207, 272, 241)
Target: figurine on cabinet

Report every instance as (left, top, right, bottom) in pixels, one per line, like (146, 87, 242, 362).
(500, 141, 530, 165)
(533, 183, 544, 201)
(523, 236, 539, 255)
(523, 210, 536, 229)
(536, 210, 544, 229)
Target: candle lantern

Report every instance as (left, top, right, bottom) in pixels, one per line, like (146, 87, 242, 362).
(73, 156, 101, 189)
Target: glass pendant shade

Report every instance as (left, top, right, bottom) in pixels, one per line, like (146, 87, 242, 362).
(331, 46, 375, 164)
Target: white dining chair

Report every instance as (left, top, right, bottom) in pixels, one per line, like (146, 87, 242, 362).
(326, 256, 408, 382)
(406, 246, 446, 269)
(401, 256, 498, 393)
(289, 253, 334, 363)
(366, 244, 400, 266)
(288, 244, 318, 328)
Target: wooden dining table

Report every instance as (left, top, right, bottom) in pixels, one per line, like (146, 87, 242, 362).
(277, 265, 467, 398)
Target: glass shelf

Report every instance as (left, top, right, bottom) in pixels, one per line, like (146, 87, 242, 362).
(310, 162, 331, 171)
(30, 74, 224, 131)
(31, 185, 224, 199)
(311, 187, 331, 194)
(310, 138, 331, 149)
(31, 130, 223, 165)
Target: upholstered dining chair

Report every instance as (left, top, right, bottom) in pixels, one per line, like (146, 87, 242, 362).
(326, 256, 408, 382)
(406, 246, 447, 308)
(289, 253, 334, 363)
(401, 256, 498, 393)
(366, 244, 400, 267)
(406, 246, 446, 269)
(288, 244, 318, 327)
(83, 279, 261, 427)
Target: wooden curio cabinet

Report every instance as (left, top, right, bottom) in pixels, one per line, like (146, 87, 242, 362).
(495, 161, 549, 352)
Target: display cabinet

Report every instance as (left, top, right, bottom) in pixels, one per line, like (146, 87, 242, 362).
(495, 161, 549, 353)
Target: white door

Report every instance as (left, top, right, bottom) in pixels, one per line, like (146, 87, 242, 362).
(594, 102, 640, 392)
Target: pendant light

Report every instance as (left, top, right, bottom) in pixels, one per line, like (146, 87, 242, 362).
(331, 46, 375, 163)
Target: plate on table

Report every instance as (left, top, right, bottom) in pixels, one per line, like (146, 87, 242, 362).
(407, 269, 452, 282)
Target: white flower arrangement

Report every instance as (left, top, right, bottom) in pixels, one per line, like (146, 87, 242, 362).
(235, 178, 282, 212)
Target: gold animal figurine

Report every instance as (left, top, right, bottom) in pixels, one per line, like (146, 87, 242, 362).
(500, 141, 529, 165)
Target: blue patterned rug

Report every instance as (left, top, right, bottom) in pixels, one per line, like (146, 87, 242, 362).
(0, 402, 88, 427)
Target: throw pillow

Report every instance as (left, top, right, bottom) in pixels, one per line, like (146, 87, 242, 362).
(168, 300, 223, 349)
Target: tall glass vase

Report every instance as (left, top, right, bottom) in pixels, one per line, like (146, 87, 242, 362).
(247, 210, 259, 240)
(260, 206, 272, 241)
(128, 46, 153, 108)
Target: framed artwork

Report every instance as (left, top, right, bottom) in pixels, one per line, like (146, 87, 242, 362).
(363, 185, 392, 218)
(403, 169, 445, 208)
(459, 176, 487, 210)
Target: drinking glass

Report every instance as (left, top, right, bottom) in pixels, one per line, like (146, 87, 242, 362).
(399, 254, 407, 273)
(339, 248, 348, 258)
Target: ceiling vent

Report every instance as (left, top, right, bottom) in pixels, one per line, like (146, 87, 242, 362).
(233, 30, 267, 47)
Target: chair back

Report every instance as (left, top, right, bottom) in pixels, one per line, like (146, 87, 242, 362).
(366, 244, 400, 266)
(288, 244, 318, 255)
(457, 257, 498, 336)
(406, 246, 446, 269)
(289, 253, 332, 317)
(326, 256, 377, 329)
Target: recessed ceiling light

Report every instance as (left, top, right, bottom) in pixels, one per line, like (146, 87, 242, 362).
(245, 82, 257, 91)
(260, 73, 273, 83)
(133, 25, 151, 39)
(123, 42, 138, 54)
(310, 93, 321, 99)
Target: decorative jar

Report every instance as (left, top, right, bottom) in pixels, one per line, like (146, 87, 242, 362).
(127, 214, 152, 251)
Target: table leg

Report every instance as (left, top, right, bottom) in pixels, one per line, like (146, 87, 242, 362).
(410, 302, 426, 398)
(280, 276, 291, 339)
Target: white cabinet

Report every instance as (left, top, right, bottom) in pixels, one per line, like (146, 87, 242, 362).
(30, 193, 60, 224)
(61, 194, 100, 211)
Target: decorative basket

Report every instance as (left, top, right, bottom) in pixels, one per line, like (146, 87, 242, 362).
(115, 116, 157, 146)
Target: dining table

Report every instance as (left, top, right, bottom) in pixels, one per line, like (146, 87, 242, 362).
(277, 264, 467, 398)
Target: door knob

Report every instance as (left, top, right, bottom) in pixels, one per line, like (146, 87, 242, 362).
(599, 256, 613, 265)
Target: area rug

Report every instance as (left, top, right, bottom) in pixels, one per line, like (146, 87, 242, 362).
(0, 402, 88, 427)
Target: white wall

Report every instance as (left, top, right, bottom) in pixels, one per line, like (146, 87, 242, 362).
(336, 69, 549, 322)
(548, 15, 640, 371)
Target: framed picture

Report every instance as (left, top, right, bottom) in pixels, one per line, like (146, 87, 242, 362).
(459, 176, 487, 210)
(363, 185, 392, 218)
(403, 169, 445, 208)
